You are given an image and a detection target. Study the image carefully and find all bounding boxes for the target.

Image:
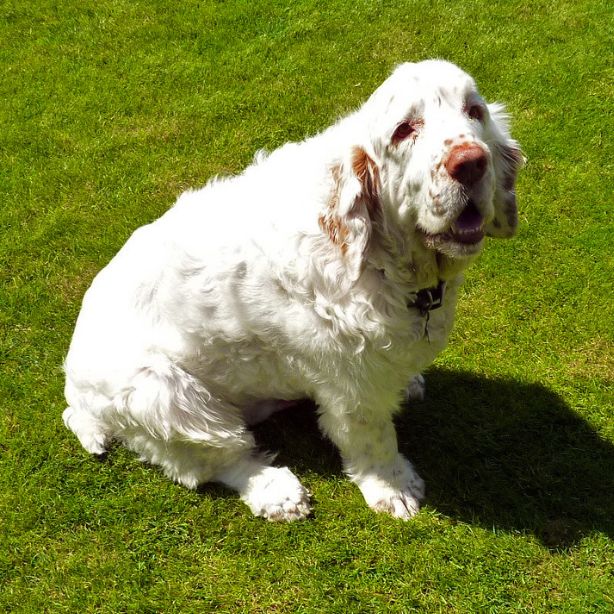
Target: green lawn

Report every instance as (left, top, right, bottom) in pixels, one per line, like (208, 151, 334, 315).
(1, 0, 613, 611)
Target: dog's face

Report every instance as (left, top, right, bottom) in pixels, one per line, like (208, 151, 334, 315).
(362, 60, 523, 260)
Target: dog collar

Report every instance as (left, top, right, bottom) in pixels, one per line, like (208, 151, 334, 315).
(408, 280, 446, 315)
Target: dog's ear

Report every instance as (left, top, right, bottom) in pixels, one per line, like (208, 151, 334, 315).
(319, 146, 381, 281)
(484, 103, 524, 238)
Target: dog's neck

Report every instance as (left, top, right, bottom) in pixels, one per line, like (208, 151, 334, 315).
(368, 218, 474, 292)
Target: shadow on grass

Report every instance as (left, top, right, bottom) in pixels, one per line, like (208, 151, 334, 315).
(250, 368, 614, 549)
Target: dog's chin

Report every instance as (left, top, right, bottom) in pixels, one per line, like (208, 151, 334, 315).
(420, 231, 484, 258)
(418, 201, 486, 259)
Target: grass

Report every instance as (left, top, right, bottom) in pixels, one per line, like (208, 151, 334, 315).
(1, 0, 613, 611)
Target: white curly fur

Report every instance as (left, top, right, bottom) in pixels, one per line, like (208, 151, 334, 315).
(63, 60, 522, 521)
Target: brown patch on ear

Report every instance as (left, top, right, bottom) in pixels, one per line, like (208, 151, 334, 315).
(320, 163, 349, 253)
(320, 152, 380, 257)
(318, 214, 349, 254)
(351, 146, 380, 217)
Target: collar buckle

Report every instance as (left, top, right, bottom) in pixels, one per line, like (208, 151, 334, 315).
(408, 280, 446, 316)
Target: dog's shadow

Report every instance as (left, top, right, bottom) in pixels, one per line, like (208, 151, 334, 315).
(250, 368, 614, 549)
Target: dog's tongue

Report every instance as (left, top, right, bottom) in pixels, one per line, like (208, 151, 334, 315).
(452, 202, 484, 244)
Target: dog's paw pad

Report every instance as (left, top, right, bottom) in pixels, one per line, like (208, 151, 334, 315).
(244, 466, 311, 522)
(359, 455, 425, 520)
(261, 498, 312, 522)
(372, 492, 421, 519)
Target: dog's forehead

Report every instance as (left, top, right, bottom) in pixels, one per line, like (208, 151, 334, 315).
(368, 60, 478, 116)
(395, 60, 476, 94)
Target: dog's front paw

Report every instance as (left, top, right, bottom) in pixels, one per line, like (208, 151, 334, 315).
(357, 455, 425, 520)
(243, 466, 311, 522)
(370, 489, 421, 519)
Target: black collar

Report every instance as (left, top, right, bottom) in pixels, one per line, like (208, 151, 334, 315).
(407, 280, 446, 315)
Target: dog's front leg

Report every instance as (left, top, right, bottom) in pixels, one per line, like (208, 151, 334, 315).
(318, 407, 425, 519)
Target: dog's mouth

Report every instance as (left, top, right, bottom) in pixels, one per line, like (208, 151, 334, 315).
(448, 201, 485, 244)
(419, 201, 485, 256)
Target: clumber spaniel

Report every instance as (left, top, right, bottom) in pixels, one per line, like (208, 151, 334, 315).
(63, 60, 522, 521)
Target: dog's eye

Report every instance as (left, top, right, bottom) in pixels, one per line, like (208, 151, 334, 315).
(392, 120, 419, 144)
(467, 104, 485, 122)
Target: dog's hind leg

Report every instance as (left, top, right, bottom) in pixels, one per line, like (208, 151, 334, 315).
(119, 361, 312, 519)
(65, 355, 311, 520)
(105, 357, 258, 490)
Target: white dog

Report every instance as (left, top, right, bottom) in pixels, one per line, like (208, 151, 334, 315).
(63, 60, 522, 521)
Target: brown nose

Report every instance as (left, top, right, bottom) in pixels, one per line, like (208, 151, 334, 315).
(445, 143, 488, 186)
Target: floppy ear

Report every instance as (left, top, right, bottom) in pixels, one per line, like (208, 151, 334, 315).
(319, 146, 381, 281)
(485, 103, 524, 238)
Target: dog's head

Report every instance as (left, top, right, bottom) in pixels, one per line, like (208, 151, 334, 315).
(324, 60, 523, 275)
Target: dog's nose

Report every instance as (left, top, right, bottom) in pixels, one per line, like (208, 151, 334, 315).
(445, 143, 487, 186)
